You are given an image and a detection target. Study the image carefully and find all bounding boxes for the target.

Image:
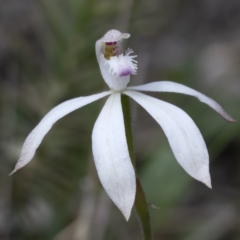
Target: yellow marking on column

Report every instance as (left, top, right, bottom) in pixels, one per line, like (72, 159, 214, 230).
(104, 42, 117, 60)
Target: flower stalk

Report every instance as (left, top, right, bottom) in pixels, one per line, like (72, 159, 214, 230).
(121, 94, 152, 240)
(121, 95, 135, 167)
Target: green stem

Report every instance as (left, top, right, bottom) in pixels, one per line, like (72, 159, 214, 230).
(135, 178, 152, 240)
(121, 94, 135, 166)
(121, 94, 152, 240)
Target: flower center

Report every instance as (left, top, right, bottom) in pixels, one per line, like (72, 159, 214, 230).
(104, 42, 119, 60)
(103, 48, 137, 78)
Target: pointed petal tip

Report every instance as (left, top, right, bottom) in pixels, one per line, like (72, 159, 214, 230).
(122, 209, 131, 221)
(198, 172, 212, 189)
(229, 118, 237, 123)
(205, 181, 212, 189)
(9, 168, 18, 176)
(201, 174, 212, 188)
(223, 113, 237, 123)
(121, 200, 134, 221)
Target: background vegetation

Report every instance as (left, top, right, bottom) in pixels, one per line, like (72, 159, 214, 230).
(0, 0, 239, 239)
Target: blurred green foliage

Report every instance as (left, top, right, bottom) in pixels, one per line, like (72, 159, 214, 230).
(0, 0, 240, 239)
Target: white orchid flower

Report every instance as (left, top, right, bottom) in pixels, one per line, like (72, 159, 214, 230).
(11, 29, 236, 220)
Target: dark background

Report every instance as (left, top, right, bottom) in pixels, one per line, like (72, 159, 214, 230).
(0, 0, 239, 239)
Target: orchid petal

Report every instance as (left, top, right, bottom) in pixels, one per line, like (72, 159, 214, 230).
(11, 91, 112, 175)
(92, 92, 136, 220)
(125, 90, 211, 188)
(128, 81, 236, 122)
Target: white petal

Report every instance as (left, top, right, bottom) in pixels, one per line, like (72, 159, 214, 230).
(125, 90, 211, 188)
(10, 91, 112, 175)
(92, 92, 136, 220)
(128, 81, 236, 122)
